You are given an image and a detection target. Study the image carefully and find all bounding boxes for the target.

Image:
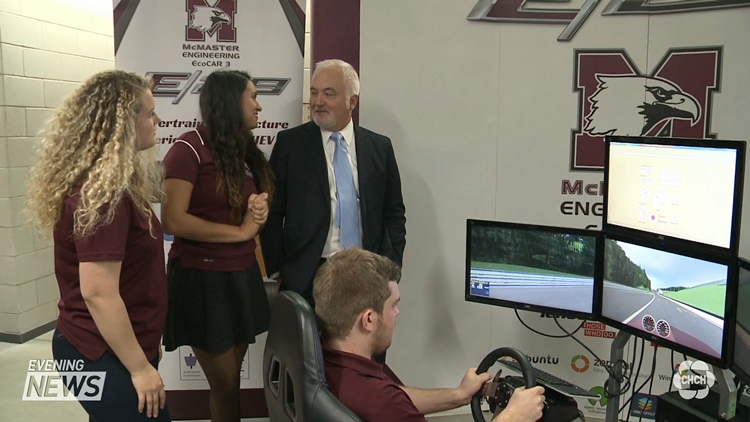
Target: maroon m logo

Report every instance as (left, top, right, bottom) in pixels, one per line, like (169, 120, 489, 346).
(571, 47, 721, 170)
(186, 0, 237, 42)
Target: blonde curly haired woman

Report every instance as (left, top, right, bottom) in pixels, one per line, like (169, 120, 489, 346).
(27, 69, 171, 421)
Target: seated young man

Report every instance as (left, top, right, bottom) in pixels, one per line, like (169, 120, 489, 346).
(313, 248, 546, 422)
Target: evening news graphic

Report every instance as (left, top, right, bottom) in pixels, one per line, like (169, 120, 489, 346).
(602, 239, 727, 358)
(23, 359, 105, 401)
(469, 226, 596, 314)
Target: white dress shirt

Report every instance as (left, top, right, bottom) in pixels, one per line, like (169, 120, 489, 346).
(321, 119, 362, 257)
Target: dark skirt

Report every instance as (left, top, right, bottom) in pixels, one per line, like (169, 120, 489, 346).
(163, 258, 270, 353)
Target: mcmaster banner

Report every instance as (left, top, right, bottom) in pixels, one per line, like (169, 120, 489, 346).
(113, 0, 305, 391)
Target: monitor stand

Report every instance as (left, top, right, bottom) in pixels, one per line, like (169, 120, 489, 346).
(604, 331, 738, 422)
(604, 331, 630, 422)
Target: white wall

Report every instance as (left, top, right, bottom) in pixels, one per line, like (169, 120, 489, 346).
(359, 0, 500, 395)
(0, 0, 114, 338)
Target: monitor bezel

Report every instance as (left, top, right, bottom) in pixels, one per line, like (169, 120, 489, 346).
(731, 258, 750, 384)
(598, 231, 738, 368)
(465, 219, 603, 320)
(603, 136, 746, 259)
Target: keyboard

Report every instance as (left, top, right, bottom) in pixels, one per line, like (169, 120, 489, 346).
(495, 359, 599, 399)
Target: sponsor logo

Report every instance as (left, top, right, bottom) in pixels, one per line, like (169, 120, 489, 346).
(539, 313, 582, 320)
(588, 386, 607, 407)
(658, 363, 681, 381)
(22, 359, 105, 401)
(581, 321, 617, 339)
(583, 385, 608, 416)
(594, 358, 628, 373)
(630, 393, 658, 419)
(673, 360, 715, 400)
(467, 0, 750, 41)
(526, 355, 560, 365)
(571, 354, 590, 373)
(572, 47, 721, 170)
(186, 0, 237, 42)
(571, 354, 628, 374)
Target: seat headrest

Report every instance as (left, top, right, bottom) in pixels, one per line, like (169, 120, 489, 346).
(263, 291, 363, 422)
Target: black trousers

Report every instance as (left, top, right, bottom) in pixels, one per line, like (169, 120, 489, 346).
(52, 329, 171, 422)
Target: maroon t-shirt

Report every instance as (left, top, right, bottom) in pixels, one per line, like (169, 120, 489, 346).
(163, 125, 258, 271)
(323, 348, 427, 422)
(54, 187, 167, 362)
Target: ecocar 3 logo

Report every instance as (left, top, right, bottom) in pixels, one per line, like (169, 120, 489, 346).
(146, 71, 291, 104)
(467, 0, 750, 42)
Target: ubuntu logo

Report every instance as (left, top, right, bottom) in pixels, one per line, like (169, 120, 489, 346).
(571, 355, 590, 373)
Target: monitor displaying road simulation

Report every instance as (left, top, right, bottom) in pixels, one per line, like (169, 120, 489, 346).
(732, 260, 750, 383)
(606, 139, 740, 249)
(466, 220, 598, 317)
(601, 237, 730, 361)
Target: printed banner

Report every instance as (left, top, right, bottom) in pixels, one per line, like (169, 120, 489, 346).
(113, 0, 305, 390)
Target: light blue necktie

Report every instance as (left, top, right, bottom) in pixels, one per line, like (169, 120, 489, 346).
(331, 132, 360, 248)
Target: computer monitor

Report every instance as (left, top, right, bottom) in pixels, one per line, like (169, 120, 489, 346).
(600, 233, 736, 366)
(465, 219, 602, 319)
(732, 259, 750, 383)
(604, 136, 745, 254)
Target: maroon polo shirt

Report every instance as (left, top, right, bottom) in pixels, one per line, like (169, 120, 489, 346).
(54, 187, 167, 362)
(323, 348, 427, 422)
(163, 125, 258, 271)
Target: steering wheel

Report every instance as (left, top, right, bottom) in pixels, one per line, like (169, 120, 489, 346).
(471, 347, 536, 422)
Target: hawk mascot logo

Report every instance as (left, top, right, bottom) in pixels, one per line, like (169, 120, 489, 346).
(571, 48, 721, 170)
(185, 0, 237, 42)
(585, 75, 700, 137)
(189, 6, 231, 34)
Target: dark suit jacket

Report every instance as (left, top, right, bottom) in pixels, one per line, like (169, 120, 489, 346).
(260, 121, 406, 295)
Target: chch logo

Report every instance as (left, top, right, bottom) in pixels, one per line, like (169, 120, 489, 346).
(571, 354, 590, 373)
(672, 360, 715, 400)
(186, 0, 237, 42)
(571, 47, 721, 170)
(588, 386, 607, 407)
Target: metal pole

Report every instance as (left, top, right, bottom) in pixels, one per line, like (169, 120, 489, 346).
(605, 331, 631, 422)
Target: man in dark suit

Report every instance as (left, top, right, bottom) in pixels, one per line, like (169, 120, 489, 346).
(261, 59, 406, 304)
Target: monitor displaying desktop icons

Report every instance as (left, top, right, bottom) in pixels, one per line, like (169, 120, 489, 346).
(605, 137, 744, 251)
(600, 236, 731, 362)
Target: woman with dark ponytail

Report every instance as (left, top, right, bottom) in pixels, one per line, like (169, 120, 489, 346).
(161, 70, 274, 421)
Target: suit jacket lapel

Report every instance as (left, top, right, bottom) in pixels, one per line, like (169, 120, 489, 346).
(304, 123, 330, 209)
(354, 125, 371, 225)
